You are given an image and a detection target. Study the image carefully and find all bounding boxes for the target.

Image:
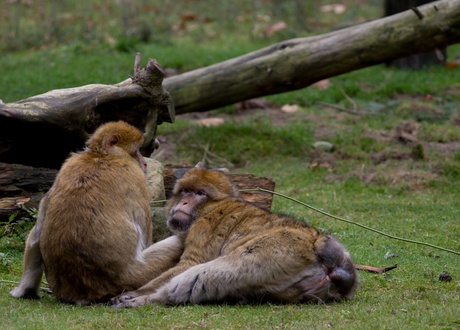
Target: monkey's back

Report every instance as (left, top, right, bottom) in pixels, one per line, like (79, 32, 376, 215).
(186, 197, 327, 262)
(40, 152, 151, 304)
(174, 197, 356, 304)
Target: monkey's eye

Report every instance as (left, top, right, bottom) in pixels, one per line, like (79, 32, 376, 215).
(195, 190, 206, 196)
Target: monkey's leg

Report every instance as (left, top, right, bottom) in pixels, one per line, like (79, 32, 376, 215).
(10, 197, 48, 299)
(150, 260, 294, 304)
(10, 224, 44, 299)
(150, 236, 317, 304)
(112, 259, 196, 307)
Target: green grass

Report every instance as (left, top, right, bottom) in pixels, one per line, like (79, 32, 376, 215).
(2, 0, 460, 329)
(171, 119, 314, 167)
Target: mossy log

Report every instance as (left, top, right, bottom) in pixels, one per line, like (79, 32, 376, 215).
(384, 0, 447, 68)
(163, 0, 460, 114)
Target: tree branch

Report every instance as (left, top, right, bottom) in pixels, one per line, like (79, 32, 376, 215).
(162, 0, 460, 114)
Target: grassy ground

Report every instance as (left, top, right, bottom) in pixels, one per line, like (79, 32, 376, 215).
(1, 1, 460, 329)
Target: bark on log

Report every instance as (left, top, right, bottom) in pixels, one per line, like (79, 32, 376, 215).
(0, 55, 174, 169)
(0, 163, 55, 220)
(163, 0, 460, 114)
(0, 162, 275, 223)
(384, 0, 447, 68)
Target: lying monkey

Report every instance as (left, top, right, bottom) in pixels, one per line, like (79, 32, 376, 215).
(111, 164, 357, 307)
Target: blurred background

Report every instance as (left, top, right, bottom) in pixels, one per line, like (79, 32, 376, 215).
(1, 0, 383, 53)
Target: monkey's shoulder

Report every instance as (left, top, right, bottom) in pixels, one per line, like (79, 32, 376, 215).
(208, 197, 315, 231)
(55, 152, 143, 186)
(208, 197, 266, 218)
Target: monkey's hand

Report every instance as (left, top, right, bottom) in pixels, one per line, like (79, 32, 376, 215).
(10, 286, 40, 300)
(110, 291, 140, 306)
(111, 294, 153, 308)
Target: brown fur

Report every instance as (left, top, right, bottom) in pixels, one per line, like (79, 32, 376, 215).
(111, 166, 357, 307)
(10, 121, 183, 305)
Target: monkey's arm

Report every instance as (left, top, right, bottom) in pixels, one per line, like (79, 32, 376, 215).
(143, 235, 183, 262)
(10, 196, 48, 299)
(140, 235, 184, 278)
(111, 259, 196, 307)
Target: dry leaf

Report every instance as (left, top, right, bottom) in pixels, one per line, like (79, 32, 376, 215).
(354, 263, 398, 273)
(320, 4, 347, 14)
(281, 104, 300, 113)
(236, 98, 273, 111)
(195, 117, 225, 127)
(438, 271, 452, 282)
(266, 21, 287, 37)
(313, 79, 330, 90)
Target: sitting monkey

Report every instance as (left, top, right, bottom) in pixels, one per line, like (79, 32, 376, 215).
(11, 121, 183, 305)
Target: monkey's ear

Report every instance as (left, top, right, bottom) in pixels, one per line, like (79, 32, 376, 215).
(104, 134, 120, 149)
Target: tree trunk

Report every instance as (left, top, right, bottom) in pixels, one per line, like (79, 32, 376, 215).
(384, 0, 447, 68)
(0, 0, 459, 168)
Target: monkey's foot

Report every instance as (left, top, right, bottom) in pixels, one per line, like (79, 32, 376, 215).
(111, 295, 150, 308)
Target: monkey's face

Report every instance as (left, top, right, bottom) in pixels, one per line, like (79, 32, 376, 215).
(167, 188, 208, 234)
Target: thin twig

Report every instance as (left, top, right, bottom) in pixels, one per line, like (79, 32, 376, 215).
(151, 199, 167, 204)
(241, 187, 460, 256)
(317, 90, 378, 115)
(193, 143, 234, 168)
(316, 101, 370, 115)
(1, 279, 49, 288)
(201, 142, 210, 165)
(411, 7, 424, 20)
(354, 263, 398, 273)
(340, 89, 358, 112)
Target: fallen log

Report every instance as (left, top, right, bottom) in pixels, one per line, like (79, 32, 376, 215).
(0, 55, 174, 169)
(0, 162, 275, 227)
(1, 0, 459, 168)
(163, 0, 460, 114)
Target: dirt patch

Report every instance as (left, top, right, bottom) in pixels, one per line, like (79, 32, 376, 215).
(153, 102, 459, 189)
(358, 166, 438, 189)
